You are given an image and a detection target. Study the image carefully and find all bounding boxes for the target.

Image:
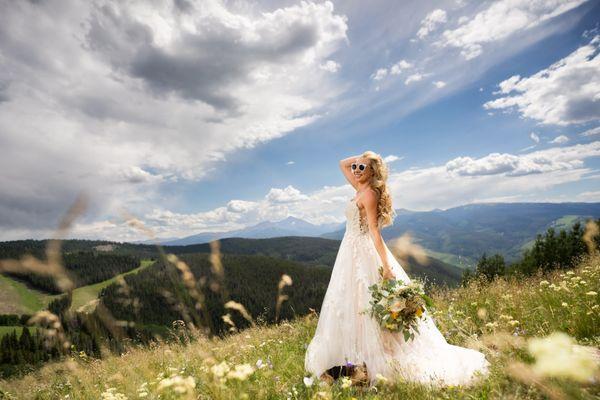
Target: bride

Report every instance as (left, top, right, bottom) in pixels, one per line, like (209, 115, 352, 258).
(304, 151, 490, 387)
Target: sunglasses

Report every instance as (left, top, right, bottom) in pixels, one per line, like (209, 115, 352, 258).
(351, 163, 368, 172)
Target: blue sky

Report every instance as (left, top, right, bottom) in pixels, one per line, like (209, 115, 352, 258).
(0, 0, 599, 241)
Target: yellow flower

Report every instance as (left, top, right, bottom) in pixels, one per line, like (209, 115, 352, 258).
(415, 307, 423, 317)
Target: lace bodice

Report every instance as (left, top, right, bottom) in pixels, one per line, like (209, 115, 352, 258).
(345, 197, 370, 237)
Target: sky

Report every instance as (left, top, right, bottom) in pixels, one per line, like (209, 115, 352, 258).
(0, 0, 599, 241)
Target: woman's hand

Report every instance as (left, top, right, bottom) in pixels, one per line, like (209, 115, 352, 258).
(382, 264, 395, 280)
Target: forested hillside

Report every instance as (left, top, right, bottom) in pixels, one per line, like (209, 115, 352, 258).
(100, 253, 331, 334)
(1, 252, 598, 399)
(324, 202, 600, 266)
(2, 252, 140, 294)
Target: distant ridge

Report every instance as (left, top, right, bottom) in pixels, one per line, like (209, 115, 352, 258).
(323, 202, 600, 265)
(151, 216, 343, 246)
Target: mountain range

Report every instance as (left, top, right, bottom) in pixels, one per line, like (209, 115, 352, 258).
(142, 216, 343, 246)
(144, 202, 600, 268)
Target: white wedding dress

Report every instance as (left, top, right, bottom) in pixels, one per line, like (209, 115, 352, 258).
(304, 197, 490, 387)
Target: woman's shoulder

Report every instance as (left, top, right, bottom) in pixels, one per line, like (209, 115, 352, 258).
(359, 188, 378, 206)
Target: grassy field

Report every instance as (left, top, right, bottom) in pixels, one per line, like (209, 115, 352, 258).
(0, 259, 155, 317)
(0, 255, 598, 399)
(422, 248, 474, 269)
(0, 274, 50, 314)
(66, 259, 155, 312)
(0, 326, 39, 337)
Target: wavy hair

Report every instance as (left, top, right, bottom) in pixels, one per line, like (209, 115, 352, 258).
(361, 150, 395, 228)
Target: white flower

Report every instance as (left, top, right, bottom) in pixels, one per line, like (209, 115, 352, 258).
(157, 375, 196, 394)
(375, 373, 388, 383)
(210, 361, 230, 378)
(340, 376, 352, 389)
(528, 332, 599, 382)
(226, 363, 255, 381)
(586, 291, 597, 296)
(100, 388, 128, 400)
(303, 376, 315, 387)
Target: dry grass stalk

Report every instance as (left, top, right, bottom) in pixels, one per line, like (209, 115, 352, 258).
(275, 274, 293, 322)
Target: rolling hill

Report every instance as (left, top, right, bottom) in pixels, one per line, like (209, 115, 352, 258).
(323, 202, 600, 267)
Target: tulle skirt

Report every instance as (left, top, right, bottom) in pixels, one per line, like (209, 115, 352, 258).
(304, 232, 490, 387)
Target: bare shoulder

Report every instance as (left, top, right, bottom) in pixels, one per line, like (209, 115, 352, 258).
(360, 188, 378, 207)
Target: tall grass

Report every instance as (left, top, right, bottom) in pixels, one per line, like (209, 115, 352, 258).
(1, 253, 598, 399)
(0, 196, 598, 399)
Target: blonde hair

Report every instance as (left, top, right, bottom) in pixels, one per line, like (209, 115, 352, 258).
(361, 150, 395, 228)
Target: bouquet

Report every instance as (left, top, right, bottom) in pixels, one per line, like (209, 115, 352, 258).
(361, 266, 433, 342)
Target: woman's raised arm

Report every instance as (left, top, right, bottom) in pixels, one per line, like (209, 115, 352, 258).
(339, 155, 360, 190)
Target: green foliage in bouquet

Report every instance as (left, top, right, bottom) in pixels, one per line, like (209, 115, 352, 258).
(361, 266, 434, 342)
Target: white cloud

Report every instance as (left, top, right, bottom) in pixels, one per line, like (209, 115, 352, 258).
(383, 155, 403, 163)
(549, 135, 569, 144)
(530, 132, 540, 143)
(580, 126, 600, 136)
(42, 142, 600, 241)
(576, 190, 600, 202)
(484, 36, 600, 125)
(390, 60, 412, 75)
(371, 68, 388, 81)
(440, 0, 587, 59)
(265, 185, 310, 203)
(417, 9, 447, 39)
(227, 200, 259, 214)
(319, 60, 341, 72)
(116, 166, 167, 184)
(286, 161, 295, 165)
(432, 80, 446, 88)
(445, 142, 600, 177)
(405, 73, 424, 85)
(0, 0, 348, 233)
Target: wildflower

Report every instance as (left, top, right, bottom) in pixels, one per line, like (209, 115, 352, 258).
(100, 388, 128, 400)
(340, 376, 352, 389)
(509, 320, 520, 327)
(137, 382, 148, 398)
(539, 280, 550, 287)
(562, 302, 568, 307)
(586, 291, 597, 296)
(256, 359, 266, 369)
(592, 305, 599, 311)
(527, 332, 599, 382)
(303, 376, 315, 387)
(375, 373, 388, 384)
(227, 363, 255, 381)
(210, 361, 230, 378)
(313, 391, 331, 399)
(281, 274, 293, 286)
(476, 308, 487, 320)
(157, 375, 196, 395)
